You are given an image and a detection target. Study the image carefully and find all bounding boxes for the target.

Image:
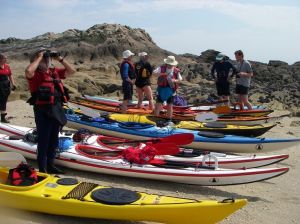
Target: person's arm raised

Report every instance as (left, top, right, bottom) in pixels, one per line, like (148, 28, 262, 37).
(25, 52, 44, 79)
(56, 56, 76, 76)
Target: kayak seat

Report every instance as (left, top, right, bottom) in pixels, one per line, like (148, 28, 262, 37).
(91, 188, 141, 205)
(57, 178, 78, 185)
(198, 131, 225, 138)
(203, 122, 227, 129)
(118, 122, 154, 129)
(174, 150, 203, 158)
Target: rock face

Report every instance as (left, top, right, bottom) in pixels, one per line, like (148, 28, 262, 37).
(1, 23, 299, 113)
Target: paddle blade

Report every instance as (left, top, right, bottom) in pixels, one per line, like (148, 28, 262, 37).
(161, 133, 194, 145)
(152, 143, 180, 155)
(212, 105, 232, 114)
(70, 103, 100, 118)
(195, 112, 218, 122)
(0, 152, 27, 168)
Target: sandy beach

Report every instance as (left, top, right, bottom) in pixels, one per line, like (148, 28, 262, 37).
(1, 99, 300, 224)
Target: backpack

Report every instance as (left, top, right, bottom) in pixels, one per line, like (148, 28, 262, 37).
(7, 163, 38, 186)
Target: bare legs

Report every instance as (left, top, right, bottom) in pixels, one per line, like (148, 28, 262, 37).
(238, 94, 253, 110)
(136, 86, 154, 110)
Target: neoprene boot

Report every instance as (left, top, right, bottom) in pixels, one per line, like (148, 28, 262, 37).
(1, 113, 10, 123)
(47, 165, 65, 174)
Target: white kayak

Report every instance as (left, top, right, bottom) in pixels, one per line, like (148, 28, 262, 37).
(0, 123, 289, 169)
(0, 125, 289, 186)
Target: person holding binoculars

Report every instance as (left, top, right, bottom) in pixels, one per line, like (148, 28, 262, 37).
(25, 47, 76, 174)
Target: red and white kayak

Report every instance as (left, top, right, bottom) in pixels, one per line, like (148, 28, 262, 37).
(0, 123, 289, 170)
(0, 132, 288, 185)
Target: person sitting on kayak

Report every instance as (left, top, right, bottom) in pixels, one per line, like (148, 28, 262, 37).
(120, 50, 136, 113)
(153, 56, 182, 121)
(211, 52, 237, 106)
(135, 52, 154, 110)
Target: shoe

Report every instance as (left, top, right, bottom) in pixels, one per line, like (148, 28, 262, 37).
(1, 113, 10, 123)
(47, 166, 65, 174)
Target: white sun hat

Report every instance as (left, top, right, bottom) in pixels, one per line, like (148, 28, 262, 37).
(122, 50, 135, 59)
(138, 52, 148, 57)
(164, 55, 178, 66)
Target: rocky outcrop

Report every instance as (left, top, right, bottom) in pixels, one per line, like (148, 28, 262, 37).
(1, 23, 299, 113)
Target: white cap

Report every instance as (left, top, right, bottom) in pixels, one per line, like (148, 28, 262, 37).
(122, 50, 135, 59)
(138, 52, 148, 57)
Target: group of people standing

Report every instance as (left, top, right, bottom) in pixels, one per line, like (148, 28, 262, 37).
(120, 49, 253, 120)
(211, 50, 253, 110)
(120, 50, 182, 121)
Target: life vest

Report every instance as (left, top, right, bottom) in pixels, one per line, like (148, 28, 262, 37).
(29, 68, 68, 105)
(122, 145, 157, 165)
(135, 61, 151, 79)
(120, 60, 136, 80)
(157, 65, 180, 91)
(7, 163, 38, 186)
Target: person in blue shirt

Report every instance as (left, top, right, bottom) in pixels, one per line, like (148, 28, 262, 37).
(120, 50, 136, 113)
(211, 53, 237, 105)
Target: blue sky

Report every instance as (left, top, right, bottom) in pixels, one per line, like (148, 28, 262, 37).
(1, 0, 300, 64)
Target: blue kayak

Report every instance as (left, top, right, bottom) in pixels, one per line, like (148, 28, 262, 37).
(66, 113, 300, 153)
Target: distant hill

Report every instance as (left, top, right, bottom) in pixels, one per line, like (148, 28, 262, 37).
(1, 23, 299, 113)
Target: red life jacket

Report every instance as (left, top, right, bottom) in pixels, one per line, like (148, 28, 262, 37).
(157, 65, 180, 91)
(122, 145, 157, 165)
(7, 163, 38, 186)
(29, 68, 68, 105)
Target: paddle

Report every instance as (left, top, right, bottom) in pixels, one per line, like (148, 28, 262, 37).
(105, 133, 194, 146)
(149, 158, 217, 170)
(0, 152, 27, 168)
(77, 142, 180, 158)
(195, 112, 219, 122)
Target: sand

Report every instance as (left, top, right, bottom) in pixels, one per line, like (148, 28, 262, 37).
(1, 100, 300, 224)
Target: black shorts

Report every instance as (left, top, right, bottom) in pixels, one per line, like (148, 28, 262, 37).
(156, 95, 174, 104)
(216, 81, 230, 96)
(122, 82, 133, 101)
(236, 84, 249, 95)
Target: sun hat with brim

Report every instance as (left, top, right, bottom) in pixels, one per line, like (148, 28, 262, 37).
(164, 55, 178, 66)
(122, 50, 135, 59)
(216, 53, 226, 61)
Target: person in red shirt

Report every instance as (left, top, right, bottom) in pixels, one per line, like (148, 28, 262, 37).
(0, 53, 17, 123)
(25, 48, 76, 174)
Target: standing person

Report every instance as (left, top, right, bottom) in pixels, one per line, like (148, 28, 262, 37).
(211, 52, 237, 106)
(120, 50, 136, 113)
(25, 48, 76, 173)
(0, 53, 17, 123)
(135, 52, 154, 110)
(234, 50, 253, 110)
(153, 55, 182, 121)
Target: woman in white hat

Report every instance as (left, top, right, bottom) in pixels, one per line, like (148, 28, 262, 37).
(134, 52, 154, 110)
(153, 55, 182, 121)
(120, 50, 136, 113)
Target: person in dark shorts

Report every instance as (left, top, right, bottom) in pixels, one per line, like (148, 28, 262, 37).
(234, 50, 253, 110)
(135, 52, 154, 110)
(120, 50, 136, 113)
(211, 52, 236, 105)
(0, 53, 17, 123)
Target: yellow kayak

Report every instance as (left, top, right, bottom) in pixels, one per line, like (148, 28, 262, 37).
(109, 113, 276, 137)
(0, 167, 246, 224)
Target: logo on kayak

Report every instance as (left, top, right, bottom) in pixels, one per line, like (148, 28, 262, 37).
(209, 178, 219, 183)
(256, 144, 263, 151)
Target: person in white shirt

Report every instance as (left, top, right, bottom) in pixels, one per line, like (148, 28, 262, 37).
(153, 55, 182, 120)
